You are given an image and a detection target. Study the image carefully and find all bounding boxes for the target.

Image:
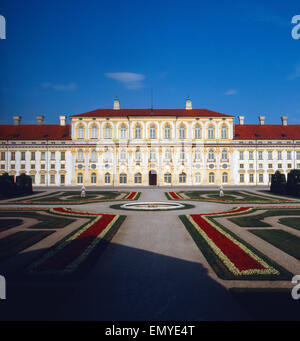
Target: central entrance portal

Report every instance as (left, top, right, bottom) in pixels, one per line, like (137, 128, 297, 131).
(149, 170, 157, 186)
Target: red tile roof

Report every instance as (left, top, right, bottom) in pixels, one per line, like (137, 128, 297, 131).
(71, 108, 232, 118)
(0, 125, 71, 140)
(234, 124, 300, 140)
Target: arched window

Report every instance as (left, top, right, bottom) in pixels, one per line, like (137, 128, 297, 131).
(195, 172, 201, 183)
(134, 173, 142, 184)
(120, 125, 127, 139)
(104, 172, 111, 184)
(77, 173, 83, 184)
(221, 150, 228, 161)
(165, 149, 171, 161)
(91, 172, 97, 184)
(179, 125, 185, 139)
(150, 149, 156, 161)
(209, 172, 215, 183)
(135, 125, 141, 139)
(195, 125, 201, 139)
(105, 125, 111, 139)
(208, 126, 214, 139)
(78, 125, 84, 139)
(91, 150, 97, 162)
(222, 172, 228, 183)
(78, 149, 84, 162)
(208, 150, 214, 161)
(91, 125, 97, 139)
(180, 149, 185, 161)
(179, 172, 186, 183)
(119, 173, 127, 184)
(165, 124, 171, 139)
(150, 125, 156, 139)
(221, 125, 227, 139)
(164, 173, 171, 183)
(135, 149, 141, 161)
(195, 149, 201, 161)
(120, 149, 126, 161)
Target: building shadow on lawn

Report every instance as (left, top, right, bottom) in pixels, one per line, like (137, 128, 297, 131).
(0, 241, 297, 321)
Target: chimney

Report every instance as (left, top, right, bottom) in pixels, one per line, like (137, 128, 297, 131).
(36, 115, 44, 125)
(185, 96, 192, 110)
(113, 97, 120, 110)
(13, 115, 21, 126)
(258, 116, 265, 125)
(281, 116, 288, 126)
(238, 116, 245, 125)
(59, 115, 67, 126)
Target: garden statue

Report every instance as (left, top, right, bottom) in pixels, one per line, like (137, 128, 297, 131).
(219, 185, 224, 197)
(81, 185, 86, 198)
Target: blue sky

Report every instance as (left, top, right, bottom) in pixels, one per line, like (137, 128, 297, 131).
(0, 0, 299, 125)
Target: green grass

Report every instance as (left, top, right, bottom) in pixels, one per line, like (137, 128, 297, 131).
(0, 219, 23, 231)
(0, 191, 44, 200)
(0, 211, 75, 229)
(179, 215, 291, 280)
(230, 208, 300, 227)
(278, 217, 300, 231)
(0, 230, 54, 261)
(250, 229, 300, 260)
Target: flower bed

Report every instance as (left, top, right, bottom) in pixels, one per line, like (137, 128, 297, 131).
(180, 207, 291, 280)
(27, 208, 126, 278)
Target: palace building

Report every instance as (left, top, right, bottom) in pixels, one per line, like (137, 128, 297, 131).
(0, 98, 300, 187)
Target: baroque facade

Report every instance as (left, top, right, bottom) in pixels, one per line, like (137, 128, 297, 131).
(1, 98, 300, 187)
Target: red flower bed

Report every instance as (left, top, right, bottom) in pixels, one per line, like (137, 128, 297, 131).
(125, 192, 138, 200)
(168, 192, 181, 200)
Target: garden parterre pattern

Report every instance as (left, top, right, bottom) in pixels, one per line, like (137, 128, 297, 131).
(6, 191, 140, 205)
(166, 190, 300, 204)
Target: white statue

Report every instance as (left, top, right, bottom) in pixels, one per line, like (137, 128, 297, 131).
(81, 185, 86, 198)
(219, 185, 224, 197)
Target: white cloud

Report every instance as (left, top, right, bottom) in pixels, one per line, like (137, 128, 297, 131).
(41, 82, 77, 91)
(224, 89, 237, 96)
(105, 72, 145, 89)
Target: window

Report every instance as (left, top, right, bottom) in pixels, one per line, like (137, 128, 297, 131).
(165, 149, 171, 161)
(259, 174, 264, 183)
(249, 151, 253, 160)
(21, 164, 25, 169)
(50, 164, 55, 169)
(1, 152, 5, 160)
(135, 125, 141, 139)
(208, 150, 214, 161)
(209, 172, 215, 183)
(278, 151, 282, 160)
(61, 164, 65, 169)
(31, 152, 35, 161)
(258, 151, 263, 160)
(91, 125, 97, 139)
(134, 173, 142, 184)
(179, 172, 186, 183)
(105, 125, 111, 139)
(249, 174, 254, 183)
(91, 173, 97, 184)
(287, 151, 292, 160)
(268, 151, 272, 160)
(150, 150, 156, 161)
(150, 125, 156, 139)
(77, 173, 83, 184)
(239, 151, 244, 160)
(11, 164, 15, 169)
(91, 150, 97, 162)
(240, 174, 244, 183)
(249, 164, 253, 169)
(105, 172, 111, 184)
(164, 173, 171, 184)
(31, 164, 35, 169)
(195, 149, 201, 161)
(222, 172, 228, 183)
(78, 150, 84, 162)
(40, 174, 45, 184)
(119, 173, 127, 184)
(240, 164, 244, 169)
(268, 163, 273, 169)
(195, 172, 201, 183)
(278, 163, 282, 169)
(179, 125, 185, 139)
(208, 126, 214, 139)
(164, 125, 171, 139)
(60, 174, 65, 185)
(120, 149, 126, 161)
(135, 149, 141, 161)
(120, 125, 127, 139)
(221, 150, 227, 161)
(195, 125, 201, 139)
(21, 152, 25, 161)
(50, 174, 55, 184)
(41, 152, 45, 161)
(51, 152, 55, 161)
(221, 125, 227, 139)
(78, 126, 84, 139)
(180, 149, 185, 161)
(11, 152, 15, 161)
(288, 163, 292, 169)
(31, 175, 35, 184)
(297, 152, 300, 160)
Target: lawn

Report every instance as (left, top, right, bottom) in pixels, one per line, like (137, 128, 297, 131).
(0, 219, 23, 231)
(279, 217, 300, 231)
